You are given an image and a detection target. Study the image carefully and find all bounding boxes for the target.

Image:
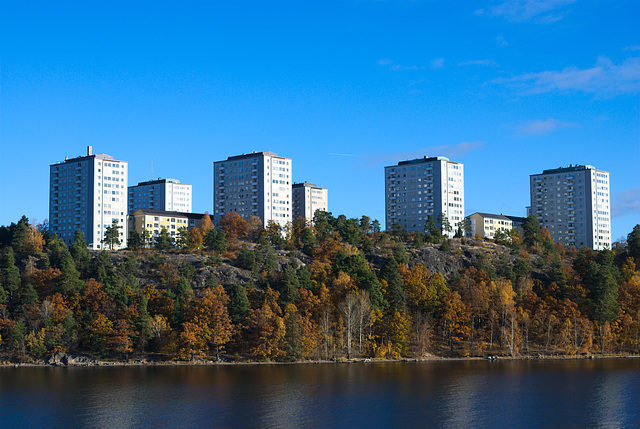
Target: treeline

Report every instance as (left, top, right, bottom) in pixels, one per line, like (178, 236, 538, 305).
(0, 213, 639, 362)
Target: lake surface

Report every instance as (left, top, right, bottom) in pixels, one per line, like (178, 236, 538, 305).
(1, 359, 640, 428)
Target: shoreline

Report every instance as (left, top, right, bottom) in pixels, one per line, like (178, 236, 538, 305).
(3, 354, 640, 368)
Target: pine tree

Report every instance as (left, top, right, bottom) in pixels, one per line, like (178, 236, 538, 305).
(102, 219, 122, 250)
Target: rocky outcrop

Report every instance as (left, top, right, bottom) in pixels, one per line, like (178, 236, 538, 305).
(45, 352, 94, 366)
(408, 246, 466, 278)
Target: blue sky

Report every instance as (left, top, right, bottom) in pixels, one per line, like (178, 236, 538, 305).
(1, 0, 638, 241)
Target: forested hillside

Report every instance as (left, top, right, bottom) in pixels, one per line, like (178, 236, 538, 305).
(1, 212, 639, 363)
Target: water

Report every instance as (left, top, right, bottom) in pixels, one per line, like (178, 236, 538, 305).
(1, 359, 640, 428)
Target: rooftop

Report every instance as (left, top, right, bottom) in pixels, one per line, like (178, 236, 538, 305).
(215, 151, 289, 163)
(131, 178, 185, 187)
(535, 164, 597, 176)
(389, 156, 451, 167)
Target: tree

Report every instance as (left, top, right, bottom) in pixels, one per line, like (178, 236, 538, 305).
(284, 304, 303, 361)
(102, 219, 122, 250)
(229, 284, 250, 325)
(184, 228, 201, 250)
(437, 213, 452, 236)
(265, 221, 284, 246)
(10, 216, 30, 256)
(522, 216, 542, 247)
(628, 224, 640, 261)
(277, 264, 301, 305)
(441, 291, 470, 352)
(176, 227, 190, 249)
(127, 231, 143, 251)
(70, 230, 90, 270)
(141, 229, 153, 249)
(219, 212, 249, 242)
(204, 229, 227, 253)
(360, 216, 372, 235)
(236, 246, 257, 271)
(248, 288, 286, 359)
(354, 290, 373, 355)
(247, 216, 263, 242)
(380, 257, 405, 312)
(155, 227, 173, 250)
(424, 215, 441, 243)
(2, 247, 22, 305)
(339, 292, 358, 359)
(184, 286, 233, 361)
(198, 212, 214, 236)
(25, 224, 44, 254)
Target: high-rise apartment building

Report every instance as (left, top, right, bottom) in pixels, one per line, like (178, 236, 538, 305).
(292, 182, 328, 221)
(530, 164, 610, 250)
(49, 146, 128, 249)
(128, 178, 192, 214)
(385, 156, 464, 235)
(213, 151, 292, 227)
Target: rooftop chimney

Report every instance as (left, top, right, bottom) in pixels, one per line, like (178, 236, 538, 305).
(87, 146, 93, 156)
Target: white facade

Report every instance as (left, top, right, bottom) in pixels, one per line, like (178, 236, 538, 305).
(292, 182, 328, 221)
(128, 178, 192, 214)
(385, 156, 464, 235)
(49, 146, 128, 249)
(530, 164, 611, 250)
(213, 151, 292, 228)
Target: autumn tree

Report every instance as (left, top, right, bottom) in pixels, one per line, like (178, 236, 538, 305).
(198, 212, 214, 236)
(248, 288, 286, 359)
(441, 291, 470, 353)
(182, 286, 233, 360)
(219, 212, 249, 242)
(283, 304, 303, 361)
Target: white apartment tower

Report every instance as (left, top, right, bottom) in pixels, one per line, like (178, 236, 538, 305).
(530, 165, 611, 250)
(213, 151, 292, 228)
(292, 182, 328, 221)
(128, 178, 192, 214)
(49, 146, 128, 249)
(385, 156, 464, 235)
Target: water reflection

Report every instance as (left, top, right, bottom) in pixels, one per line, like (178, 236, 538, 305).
(1, 359, 640, 428)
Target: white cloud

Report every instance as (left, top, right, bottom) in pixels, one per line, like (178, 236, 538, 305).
(362, 141, 484, 168)
(496, 35, 509, 46)
(514, 118, 577, 135)
(430, 57, 445, 69)
(391, 64, 425, 71)
(624, 45, 640, 52)
(612, 189, 640, 217)
(377, 58, 425, 71)
(485, 0, 577, 23)
(458, 59, 499, 67)
(491, 56, 640, 96)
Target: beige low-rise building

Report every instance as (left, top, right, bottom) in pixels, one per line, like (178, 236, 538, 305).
(466, 212, 526, 239)
(128, 209, 204, 243)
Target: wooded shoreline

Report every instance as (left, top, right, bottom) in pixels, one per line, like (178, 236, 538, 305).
(1, 214, 640, 365)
